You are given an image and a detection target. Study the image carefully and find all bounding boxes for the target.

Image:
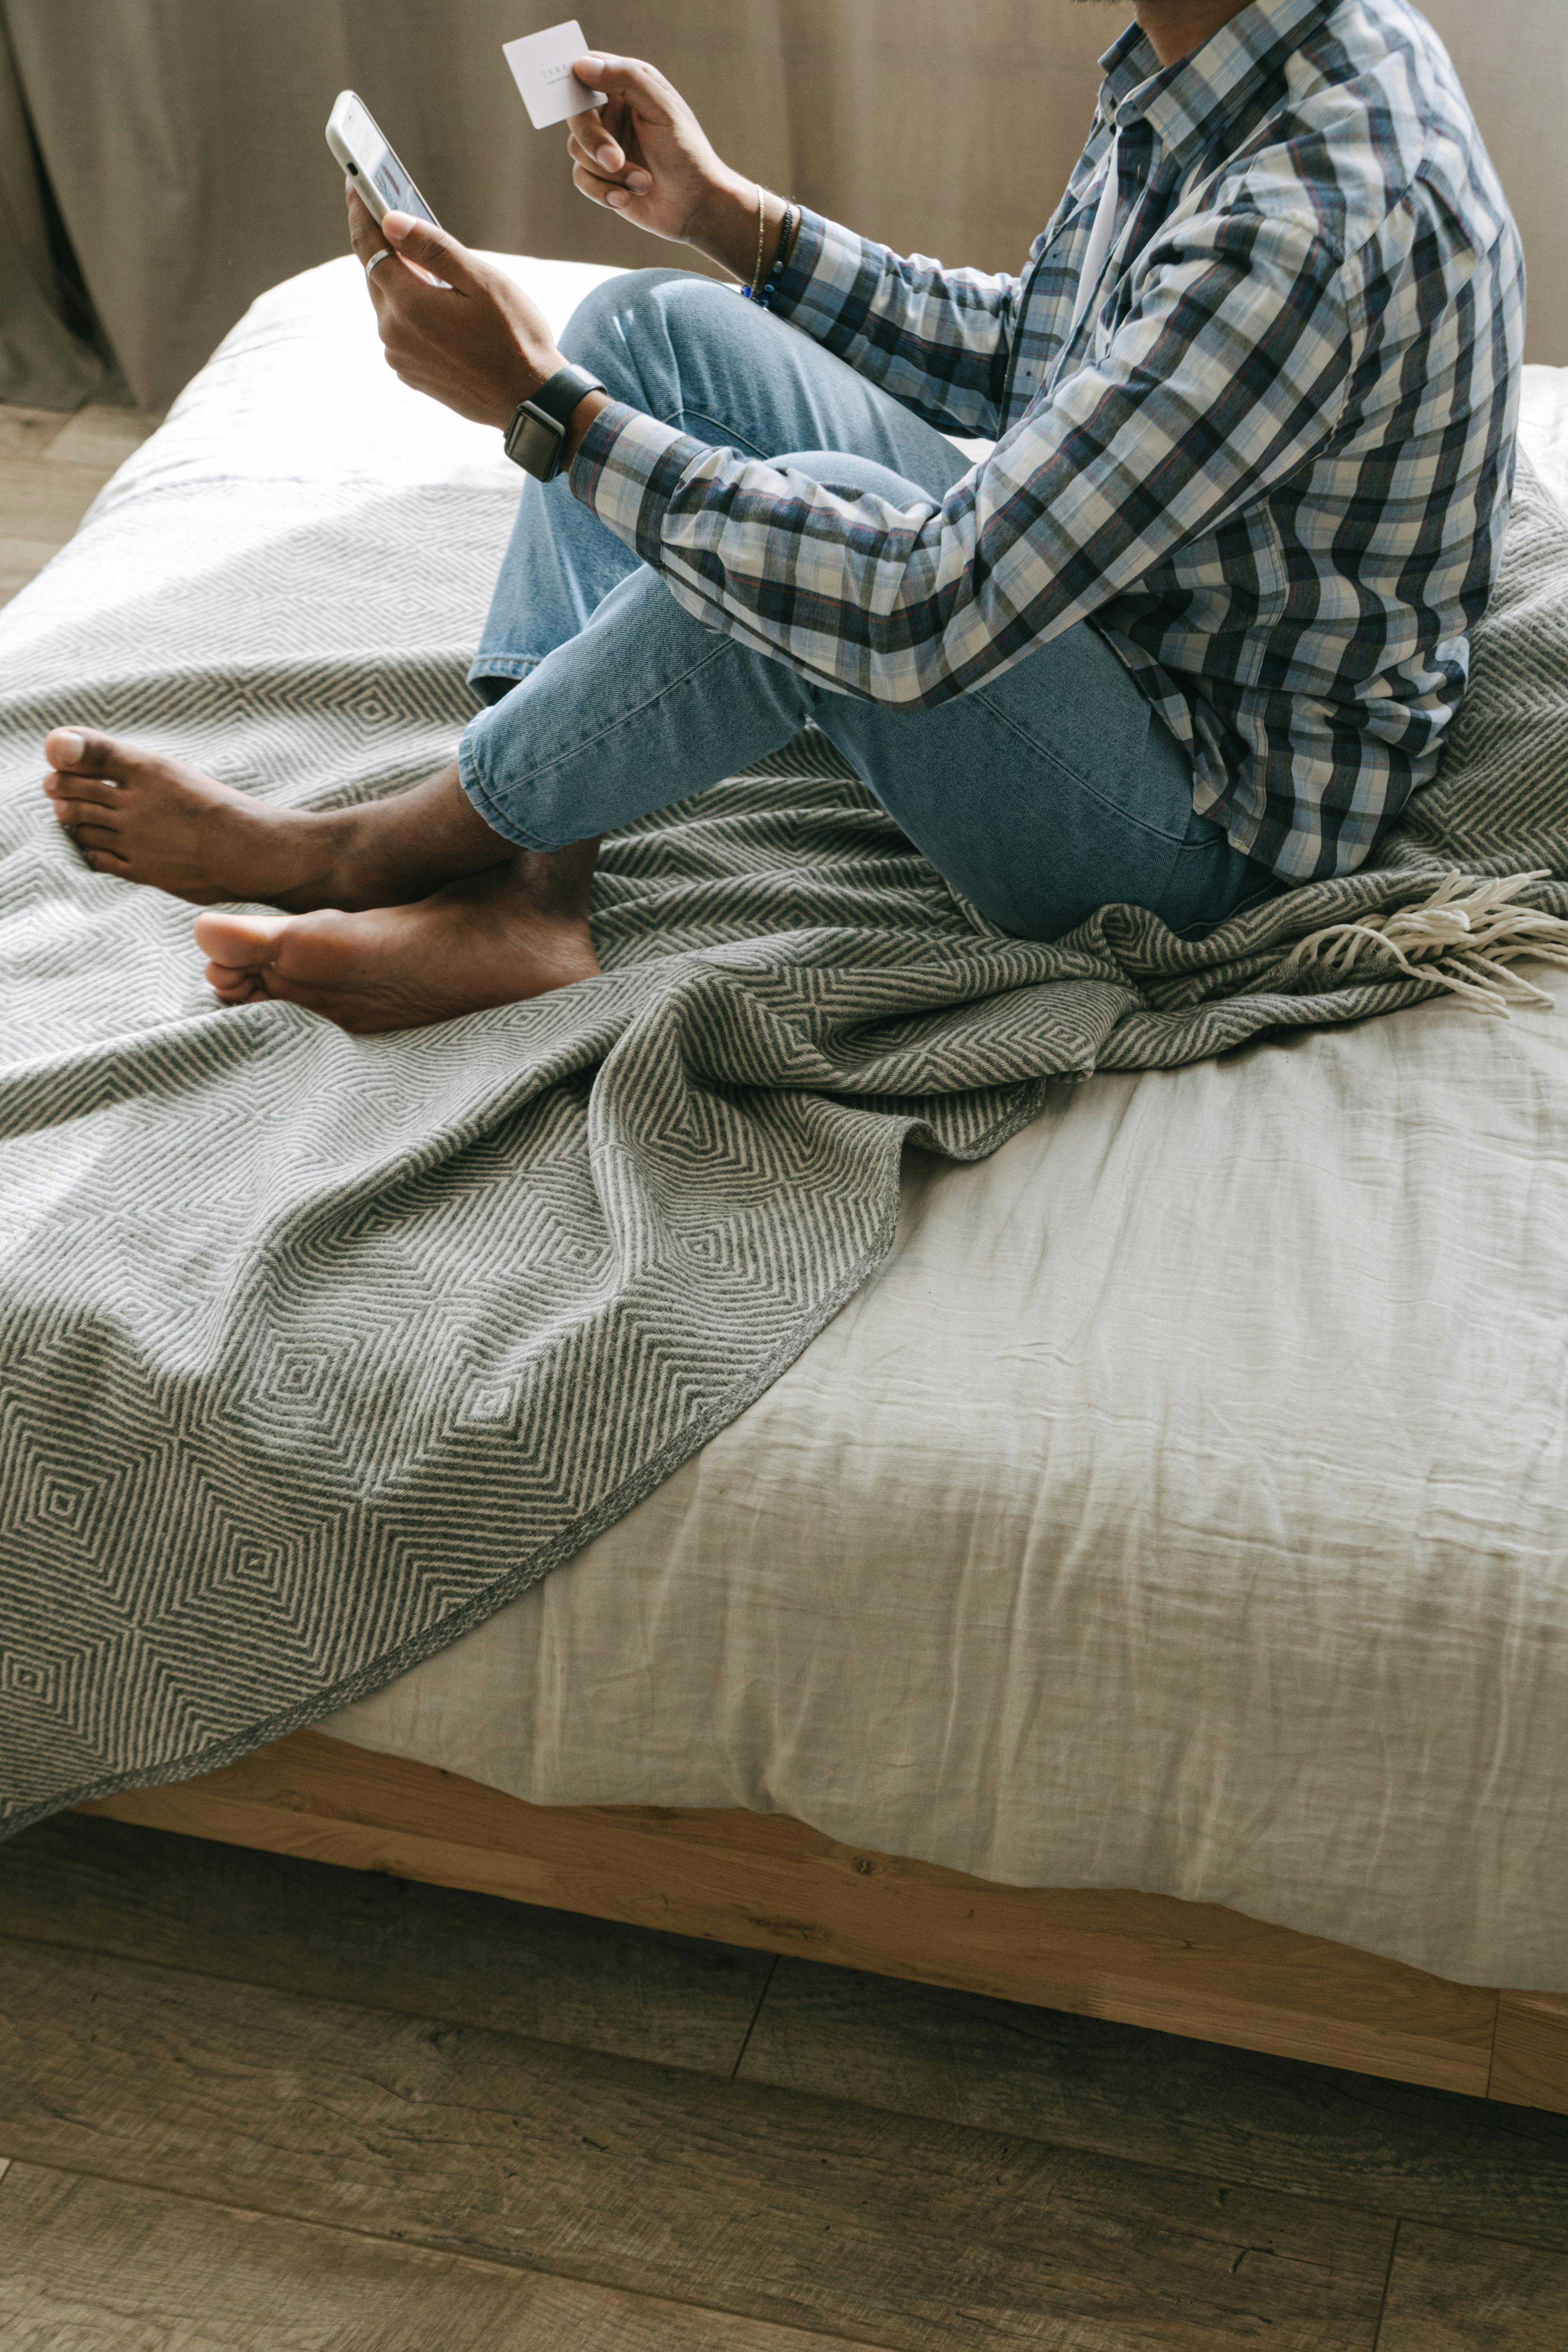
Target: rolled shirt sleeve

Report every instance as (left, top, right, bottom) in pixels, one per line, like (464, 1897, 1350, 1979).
(568, 206, 1354, 717)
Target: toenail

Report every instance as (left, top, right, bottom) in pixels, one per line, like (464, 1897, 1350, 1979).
(51, 730, 85, 766)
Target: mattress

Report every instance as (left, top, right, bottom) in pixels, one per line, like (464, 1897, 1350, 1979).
(65, 256, 1568, 1988)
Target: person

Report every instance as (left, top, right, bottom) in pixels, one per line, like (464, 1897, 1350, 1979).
(40, 0, 1524, 1033)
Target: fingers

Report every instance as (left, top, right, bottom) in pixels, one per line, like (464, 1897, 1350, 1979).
(566, 127, 650, 195)
(570, 161, 614, 211)
(573, 54, 675, 124)
(381, 212, 474, 293)
(570, 161, 647, 216)
(566, 109, 621, 173)
(345, 185, 450, 291)
(344, 182, 387, 263)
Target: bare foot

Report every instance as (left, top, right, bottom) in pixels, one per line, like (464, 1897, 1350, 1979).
(41, 728, 511, 910)
(191, 844, 603, 1033)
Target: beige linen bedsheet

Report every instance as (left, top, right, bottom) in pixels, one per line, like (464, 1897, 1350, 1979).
(117, 256, 1568, 1990)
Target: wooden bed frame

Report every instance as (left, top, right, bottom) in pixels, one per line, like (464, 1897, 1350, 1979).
(78, 1726, 1568, 2117)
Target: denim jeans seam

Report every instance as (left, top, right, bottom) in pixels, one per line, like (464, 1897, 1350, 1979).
(1167, 831, 1237, 858)
(468, 635, 741, 828)
(458, 737, 552, 851)
(970, 685, 1197, 851)
(662, 409, 771, 459)
(526, 639, 739, 783)
(468, 654, 541, 681)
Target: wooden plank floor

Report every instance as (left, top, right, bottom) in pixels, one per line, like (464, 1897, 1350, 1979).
(4, 1813, 1568, 2348)
(5, 390, 1568, 2342)
(0, 399, 157, 606)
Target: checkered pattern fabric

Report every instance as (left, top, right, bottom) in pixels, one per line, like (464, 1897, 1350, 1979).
(572, 0, 1525, 884)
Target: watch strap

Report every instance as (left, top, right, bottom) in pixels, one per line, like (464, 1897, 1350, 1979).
(503, 365, 607, 481)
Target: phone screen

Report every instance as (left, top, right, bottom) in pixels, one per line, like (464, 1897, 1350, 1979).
(345, 100, 437, 223)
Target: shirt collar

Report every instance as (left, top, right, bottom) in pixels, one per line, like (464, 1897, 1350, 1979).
(1098, 0, 1335, 165)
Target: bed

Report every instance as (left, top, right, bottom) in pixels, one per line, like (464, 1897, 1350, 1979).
(13, 253, 1568, 2114)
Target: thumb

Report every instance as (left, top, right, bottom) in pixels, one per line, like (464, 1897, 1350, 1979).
(382, 211, 477, 288)
(575, 54, 676, 126)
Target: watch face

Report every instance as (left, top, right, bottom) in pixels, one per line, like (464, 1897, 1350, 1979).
(506, 404, 565, 480)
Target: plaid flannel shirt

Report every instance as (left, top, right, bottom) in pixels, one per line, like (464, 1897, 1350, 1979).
(571, 0, 1525, 882)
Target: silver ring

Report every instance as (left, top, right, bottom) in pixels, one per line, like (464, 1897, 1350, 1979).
(364, 247, 394, 280)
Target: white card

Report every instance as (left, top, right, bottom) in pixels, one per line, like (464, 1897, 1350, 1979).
(503, 22, 607, 129)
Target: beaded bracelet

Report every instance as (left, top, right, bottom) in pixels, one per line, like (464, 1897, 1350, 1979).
(743, 200, 796, 310)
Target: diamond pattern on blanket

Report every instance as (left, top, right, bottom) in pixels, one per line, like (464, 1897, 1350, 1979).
(2, 456, 1567, 1835)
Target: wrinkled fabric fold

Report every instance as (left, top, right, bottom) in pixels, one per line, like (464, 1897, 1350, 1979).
(0, 391, 1565, 1835)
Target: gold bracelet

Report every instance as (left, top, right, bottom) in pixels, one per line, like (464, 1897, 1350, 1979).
(749, 182, 767, 297)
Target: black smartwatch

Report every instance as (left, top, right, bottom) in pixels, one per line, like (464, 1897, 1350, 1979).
(503, 365, 607, 482)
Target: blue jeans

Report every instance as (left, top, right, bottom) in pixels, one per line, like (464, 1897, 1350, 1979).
(460, 270, 1280, 941)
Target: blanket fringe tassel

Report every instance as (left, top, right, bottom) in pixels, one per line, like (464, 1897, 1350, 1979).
(1282, 870, 1568, 1016)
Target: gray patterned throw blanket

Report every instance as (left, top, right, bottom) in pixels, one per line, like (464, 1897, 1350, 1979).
(3, 453, 1567, 1837)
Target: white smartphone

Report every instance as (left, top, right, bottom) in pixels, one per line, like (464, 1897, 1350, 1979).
(326, 90, 441, 229)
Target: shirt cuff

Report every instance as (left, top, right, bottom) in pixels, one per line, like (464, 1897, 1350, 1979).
(768, 208, 879, 342)
(568, 397, 713, 571)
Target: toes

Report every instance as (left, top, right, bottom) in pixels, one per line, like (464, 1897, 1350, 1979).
(52, 795, 121, 829)
(43, 725, 128, 780)
(41, 719, 150, 785)
(203, 956, 272, 1007)
(83, 848, 131, 875)
(45, 773, 122, 812)
(192, 911, 293, 971)
(42, 727, 91, 773)
(202, 958, 255, 991)
(196, 908, 373, 1023)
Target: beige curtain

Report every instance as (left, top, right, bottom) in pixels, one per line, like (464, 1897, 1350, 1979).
(1, 0, 1562, 417)
(0, 9, 122, 404)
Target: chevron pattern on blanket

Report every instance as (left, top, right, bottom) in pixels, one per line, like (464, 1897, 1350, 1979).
(2, 459, 1567, 1833)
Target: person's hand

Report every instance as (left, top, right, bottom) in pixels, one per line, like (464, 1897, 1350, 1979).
(346, 183, 560, 428)
(565, 55, 749, 248)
